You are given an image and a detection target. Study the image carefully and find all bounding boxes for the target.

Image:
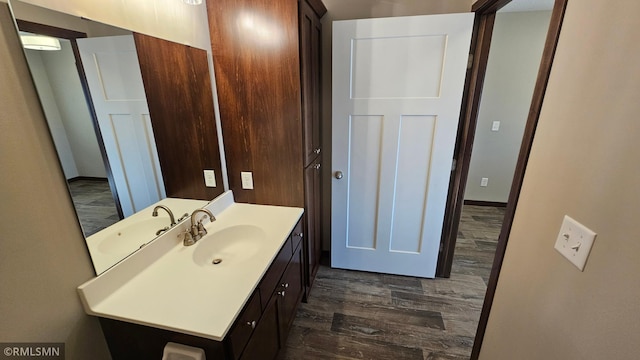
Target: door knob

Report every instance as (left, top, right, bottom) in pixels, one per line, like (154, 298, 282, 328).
(334, 171, 343, 179)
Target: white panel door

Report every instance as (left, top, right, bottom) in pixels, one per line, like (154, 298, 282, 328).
(331, 13, 473, 278)
(77, 35, 165, 217)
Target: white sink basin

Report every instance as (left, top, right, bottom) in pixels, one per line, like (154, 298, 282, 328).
(97, 217, 171, 255)
(192, 225, 266, 267)
(86, 197, 210, 274)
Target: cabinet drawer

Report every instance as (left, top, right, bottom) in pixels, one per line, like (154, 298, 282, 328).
(258, 236, 292, 310)
(277, 244, 304, 347)
(290, 219, 304, 253)
(227, 291, 262, 360)
(239, 294, 280, 360)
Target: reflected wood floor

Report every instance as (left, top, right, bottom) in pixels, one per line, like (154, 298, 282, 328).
(67, 179, 120, 236)
(281, 205, 505, 360)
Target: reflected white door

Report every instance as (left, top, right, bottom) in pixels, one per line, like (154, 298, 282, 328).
(77, 35, 165, 217)
(331, 13, 473, 278)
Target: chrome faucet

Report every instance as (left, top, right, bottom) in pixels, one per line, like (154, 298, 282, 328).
(153, 205, 189, 236)
(183, 209, 216, 246)
(152, 205, 177, 226)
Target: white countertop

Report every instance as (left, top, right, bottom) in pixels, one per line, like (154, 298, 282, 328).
(86, 197, 209, 274)
(78, 191, 303, 341)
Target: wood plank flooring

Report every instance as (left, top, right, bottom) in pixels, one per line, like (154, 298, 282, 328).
(281, 205, 505, 360)
(67, 179, 119, 236)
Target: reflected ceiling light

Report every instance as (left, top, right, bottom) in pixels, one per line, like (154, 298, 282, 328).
(20, 34, 61, 51)
(182, 0, 203, 5)
(237, 12, 284, 48)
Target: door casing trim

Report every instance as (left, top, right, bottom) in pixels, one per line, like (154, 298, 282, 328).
(433, 0, 569, 357)
(15, 21, 125, 228)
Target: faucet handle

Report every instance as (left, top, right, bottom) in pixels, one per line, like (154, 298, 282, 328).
(197, 221, 208, 238)
(183, 229, 196, 246)
(156, 226, 170, 236)
(177, 213, 189, 222)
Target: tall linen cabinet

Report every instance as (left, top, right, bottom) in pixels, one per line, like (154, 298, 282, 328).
(207, 0, 326, 298)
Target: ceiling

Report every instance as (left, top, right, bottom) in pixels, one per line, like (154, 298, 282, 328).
(499, 0, 554, 13)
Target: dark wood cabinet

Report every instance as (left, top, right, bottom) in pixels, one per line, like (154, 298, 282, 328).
(206, 0, 326, 305)
(277, 242, 304, 346)
(206, 0, 304, 207)
(304, 159, 322, 296)
(98, 220, 304, 360)
(258, 236, 293, 311)
(299, 0, 326, 300)
(239, 295, 279, 360)
(227, 291, 262, 359)
(299, 0, 323, 167)
(134, 33, 224, 201)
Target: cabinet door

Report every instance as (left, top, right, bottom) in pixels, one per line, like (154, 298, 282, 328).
(239, 295, 280, 360)
(300, 0, 322, 166)
(304, 159, 322, 294)
(227, 291, 262, 360)
(258, 236, 293, 311)
(277, 243, 304, 346)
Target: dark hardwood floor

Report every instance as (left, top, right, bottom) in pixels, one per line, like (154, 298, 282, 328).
(281, 205, 505, 359)
(67, 179, 119, 236)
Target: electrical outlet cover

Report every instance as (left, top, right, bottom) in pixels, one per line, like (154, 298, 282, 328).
(241, 171, 254, 190)
(554, 215, 597, 271)
(204, 170, 216, 187)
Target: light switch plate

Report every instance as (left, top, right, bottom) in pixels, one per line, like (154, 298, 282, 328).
(203, 170, 216, 187)
(491, 121, 500, 131)
(554, 215, 597, 271)
(241, 171, 254, 190)
(480, 177, 489, 187)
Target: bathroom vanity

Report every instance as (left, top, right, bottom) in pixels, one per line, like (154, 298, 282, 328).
(78, 192, 304, 359)
(85, 198, 209, 274)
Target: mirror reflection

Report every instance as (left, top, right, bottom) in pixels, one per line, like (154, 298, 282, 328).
(10, 0, 225, 274)
(19, 30, 131, 237)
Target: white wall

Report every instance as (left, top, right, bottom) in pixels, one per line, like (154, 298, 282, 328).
(465, 10, 551, 203)
(16, 0, 210, 50)
(10, 1, 131, 38)
(41, 40, 106, 178)
(320, 0, 474, 250)
(479, 1, 640, 358)
(24, 41, 107, 179)
(24, 48, 79, 179)
(0, 1, 111, 358)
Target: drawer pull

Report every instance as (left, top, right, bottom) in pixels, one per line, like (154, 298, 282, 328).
(294, 232, 303, 238)
(277, 290, 286, 297)
(314, 148, 321, 154)
(247, 320, 256, 329)
(281, 283, 289, 288)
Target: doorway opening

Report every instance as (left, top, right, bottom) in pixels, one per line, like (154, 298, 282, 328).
(16, 20, 122, 236)
(437, 0, 568, 358)
(453, 2, 555, 282)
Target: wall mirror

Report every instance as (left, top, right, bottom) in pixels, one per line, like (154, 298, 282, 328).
(9, 0, 226, 274)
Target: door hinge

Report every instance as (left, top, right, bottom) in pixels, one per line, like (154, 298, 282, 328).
(451, 158, 457, 171)
(467, 53, 474, 70)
